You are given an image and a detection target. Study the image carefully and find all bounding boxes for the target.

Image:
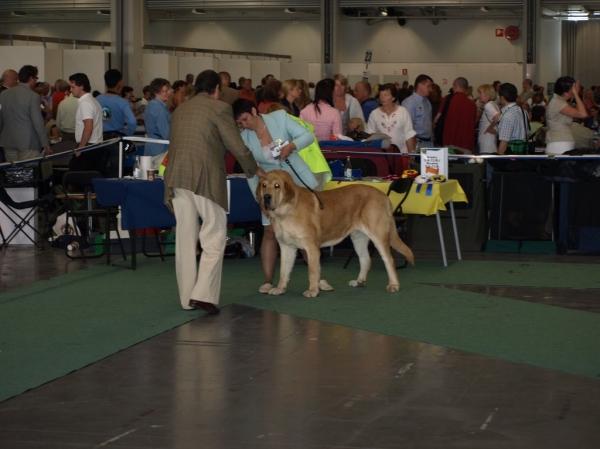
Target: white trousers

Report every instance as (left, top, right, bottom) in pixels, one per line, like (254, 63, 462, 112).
(172, 188, 227, 309)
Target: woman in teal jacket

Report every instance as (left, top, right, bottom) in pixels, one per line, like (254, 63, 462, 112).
(232, 99, 318, 294)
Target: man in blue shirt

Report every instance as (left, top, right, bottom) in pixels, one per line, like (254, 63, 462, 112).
(96, 69, 137, 177)
(144, 78, 171, 169)
(402, 74, 434, 149)
(354, 81, 379, 121)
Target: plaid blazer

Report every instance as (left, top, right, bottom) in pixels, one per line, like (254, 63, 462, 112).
(164, 92, 258, 211)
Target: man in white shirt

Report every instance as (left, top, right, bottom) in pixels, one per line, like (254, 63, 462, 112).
(68, 73, 104, 172)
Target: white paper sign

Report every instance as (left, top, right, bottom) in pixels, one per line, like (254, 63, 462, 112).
(420, 147, 448, 177)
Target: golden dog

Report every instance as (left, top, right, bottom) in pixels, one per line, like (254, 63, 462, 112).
(256, 170, 414, 297)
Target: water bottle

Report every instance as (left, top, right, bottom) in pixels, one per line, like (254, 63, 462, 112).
(344, 156, 353, 179)
(133, 156, 141, 179)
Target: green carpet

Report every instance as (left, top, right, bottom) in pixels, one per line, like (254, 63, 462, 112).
(1, 256, 600, 403)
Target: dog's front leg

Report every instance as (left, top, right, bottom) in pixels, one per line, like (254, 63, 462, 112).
(303, 245, 321, 298)
(269, 244, 296, 296)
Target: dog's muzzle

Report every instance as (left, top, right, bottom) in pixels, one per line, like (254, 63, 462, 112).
(263, 193, 272, 209)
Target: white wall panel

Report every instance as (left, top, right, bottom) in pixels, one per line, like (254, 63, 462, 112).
(0, 47, 46, 81)
(251, 60, 281, 88)
(44, 49, 63, 85)
(63, 50, 107, 93)
(143, 53, 178, 85)
(280, 62, 308, 82)
(219, 59, 251, 85)
(178, 56, 218, 81)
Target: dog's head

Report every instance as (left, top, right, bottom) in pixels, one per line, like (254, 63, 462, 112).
(256, 169, 297, 216)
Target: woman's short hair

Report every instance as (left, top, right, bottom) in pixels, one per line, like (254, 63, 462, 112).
(553, 76, 576, 96)
(379, 83, 398, 101)
(262, 79, 282, 103)
(231, 98, 256, 119)
(333, 73, 348, 88)
(149, 78, 170, 96)
(56, 79, 70, 92)
(120, 86, 133, 98)
(172, 80, 186, 91)
(281, 79, 300, 98)
(477, 84, 496, 102)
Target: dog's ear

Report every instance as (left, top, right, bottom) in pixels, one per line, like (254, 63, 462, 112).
(282, 172, 296, 204)
(255, 177, 264, 205)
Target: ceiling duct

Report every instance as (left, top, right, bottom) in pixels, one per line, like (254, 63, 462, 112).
(419, 6, 446, 25)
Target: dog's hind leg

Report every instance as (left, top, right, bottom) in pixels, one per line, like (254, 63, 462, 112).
(269, 244, 296, 296)
(348, 231, 371, 288)
(371, 231, 401, 292)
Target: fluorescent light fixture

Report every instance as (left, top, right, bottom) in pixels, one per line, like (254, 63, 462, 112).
(480, 6, 490, 13)
(284, 8, 297, 14)
(379, 8, 388, 17)
(96, 9, 110, 16)
(566, 12, 589, 21)
(191, 8, 206, 15)
(10, 11, 27, 17)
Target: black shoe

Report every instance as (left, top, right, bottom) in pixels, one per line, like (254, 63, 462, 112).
(189, 299, 219, 314)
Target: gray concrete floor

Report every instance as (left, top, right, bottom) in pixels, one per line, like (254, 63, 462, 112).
(1, 246, 600, 448)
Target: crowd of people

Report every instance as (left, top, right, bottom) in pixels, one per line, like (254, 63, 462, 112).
(1, 65, 599, 314)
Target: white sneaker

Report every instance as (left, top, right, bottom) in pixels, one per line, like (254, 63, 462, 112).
(319, 279, 334, 291)
(258, 283, 273, 294)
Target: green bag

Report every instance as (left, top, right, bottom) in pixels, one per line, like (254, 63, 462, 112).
(507, 139, 529, 155)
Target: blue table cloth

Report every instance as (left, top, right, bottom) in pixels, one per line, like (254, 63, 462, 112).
(92, 177, 261, 230)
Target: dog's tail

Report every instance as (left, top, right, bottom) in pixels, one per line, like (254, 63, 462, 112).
(389, 221, 415, 266)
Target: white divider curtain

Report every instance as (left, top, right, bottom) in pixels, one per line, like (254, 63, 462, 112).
(562, 21, 600, 88)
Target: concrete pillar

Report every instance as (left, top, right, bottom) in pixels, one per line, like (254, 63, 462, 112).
(111, 0, 146, 93)
(321, 0, 340, 79)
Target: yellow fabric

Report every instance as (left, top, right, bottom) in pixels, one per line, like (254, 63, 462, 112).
(324, 179, 468, 216)
(289, 115, 332, 183)
(158, 152, 167, 176)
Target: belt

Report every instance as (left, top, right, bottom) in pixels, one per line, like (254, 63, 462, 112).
(416, 136, 432, 141)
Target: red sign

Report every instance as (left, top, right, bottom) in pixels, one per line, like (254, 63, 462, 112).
(402, 69, 408, 75)
(495, 29, 504, 37)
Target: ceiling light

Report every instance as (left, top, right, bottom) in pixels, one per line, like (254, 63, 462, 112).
(10, 11, 27, 17)
(379, 8, 388, 17)
(566, 12, 589, 21)
(284, 8, 297, 14)
(480, 7, 490, 13)
(191, 9, 206, 15)
(96, 10, 110, 16)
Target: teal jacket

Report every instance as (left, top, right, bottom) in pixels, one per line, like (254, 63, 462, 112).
(242, 110, 318, 196)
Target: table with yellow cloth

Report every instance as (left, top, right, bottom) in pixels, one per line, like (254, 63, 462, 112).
(324, 179, 468, 266)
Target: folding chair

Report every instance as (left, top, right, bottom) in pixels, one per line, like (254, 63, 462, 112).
(343, 177, 414, 269)
(0, 186, 55, 250)
(61, 171, 126, 263)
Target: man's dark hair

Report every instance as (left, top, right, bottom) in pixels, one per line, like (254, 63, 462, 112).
(149, 78, 170, 96)
(18, 65, 38, 84)
(499, 83, 518, 103)
(231, 98, 256, 119)
(69, 73, 91, 93)
(120, 85, 133, 98)
(185, 73, 194, 84)
(142, 85, 151, 94)
(263, 79, 282, 102)
(414, 74, 433, 88)
(195, 70, 221, 95)
(104, 69, 123, 89)
(493, 80, 501, 89)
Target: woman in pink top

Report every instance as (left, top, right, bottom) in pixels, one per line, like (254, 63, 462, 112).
(299, 79, 342, 141)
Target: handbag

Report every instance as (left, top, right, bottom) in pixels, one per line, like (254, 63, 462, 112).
(506, 108, 532, 155)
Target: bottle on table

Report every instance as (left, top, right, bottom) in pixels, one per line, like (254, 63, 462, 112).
(344, 156, 353, 179)
(133, 156, 141, 179)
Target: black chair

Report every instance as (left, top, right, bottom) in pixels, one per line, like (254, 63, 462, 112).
(343, 177, 414, 269)
(61, 171, 126, 263)
(0, 186, 55, 250)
